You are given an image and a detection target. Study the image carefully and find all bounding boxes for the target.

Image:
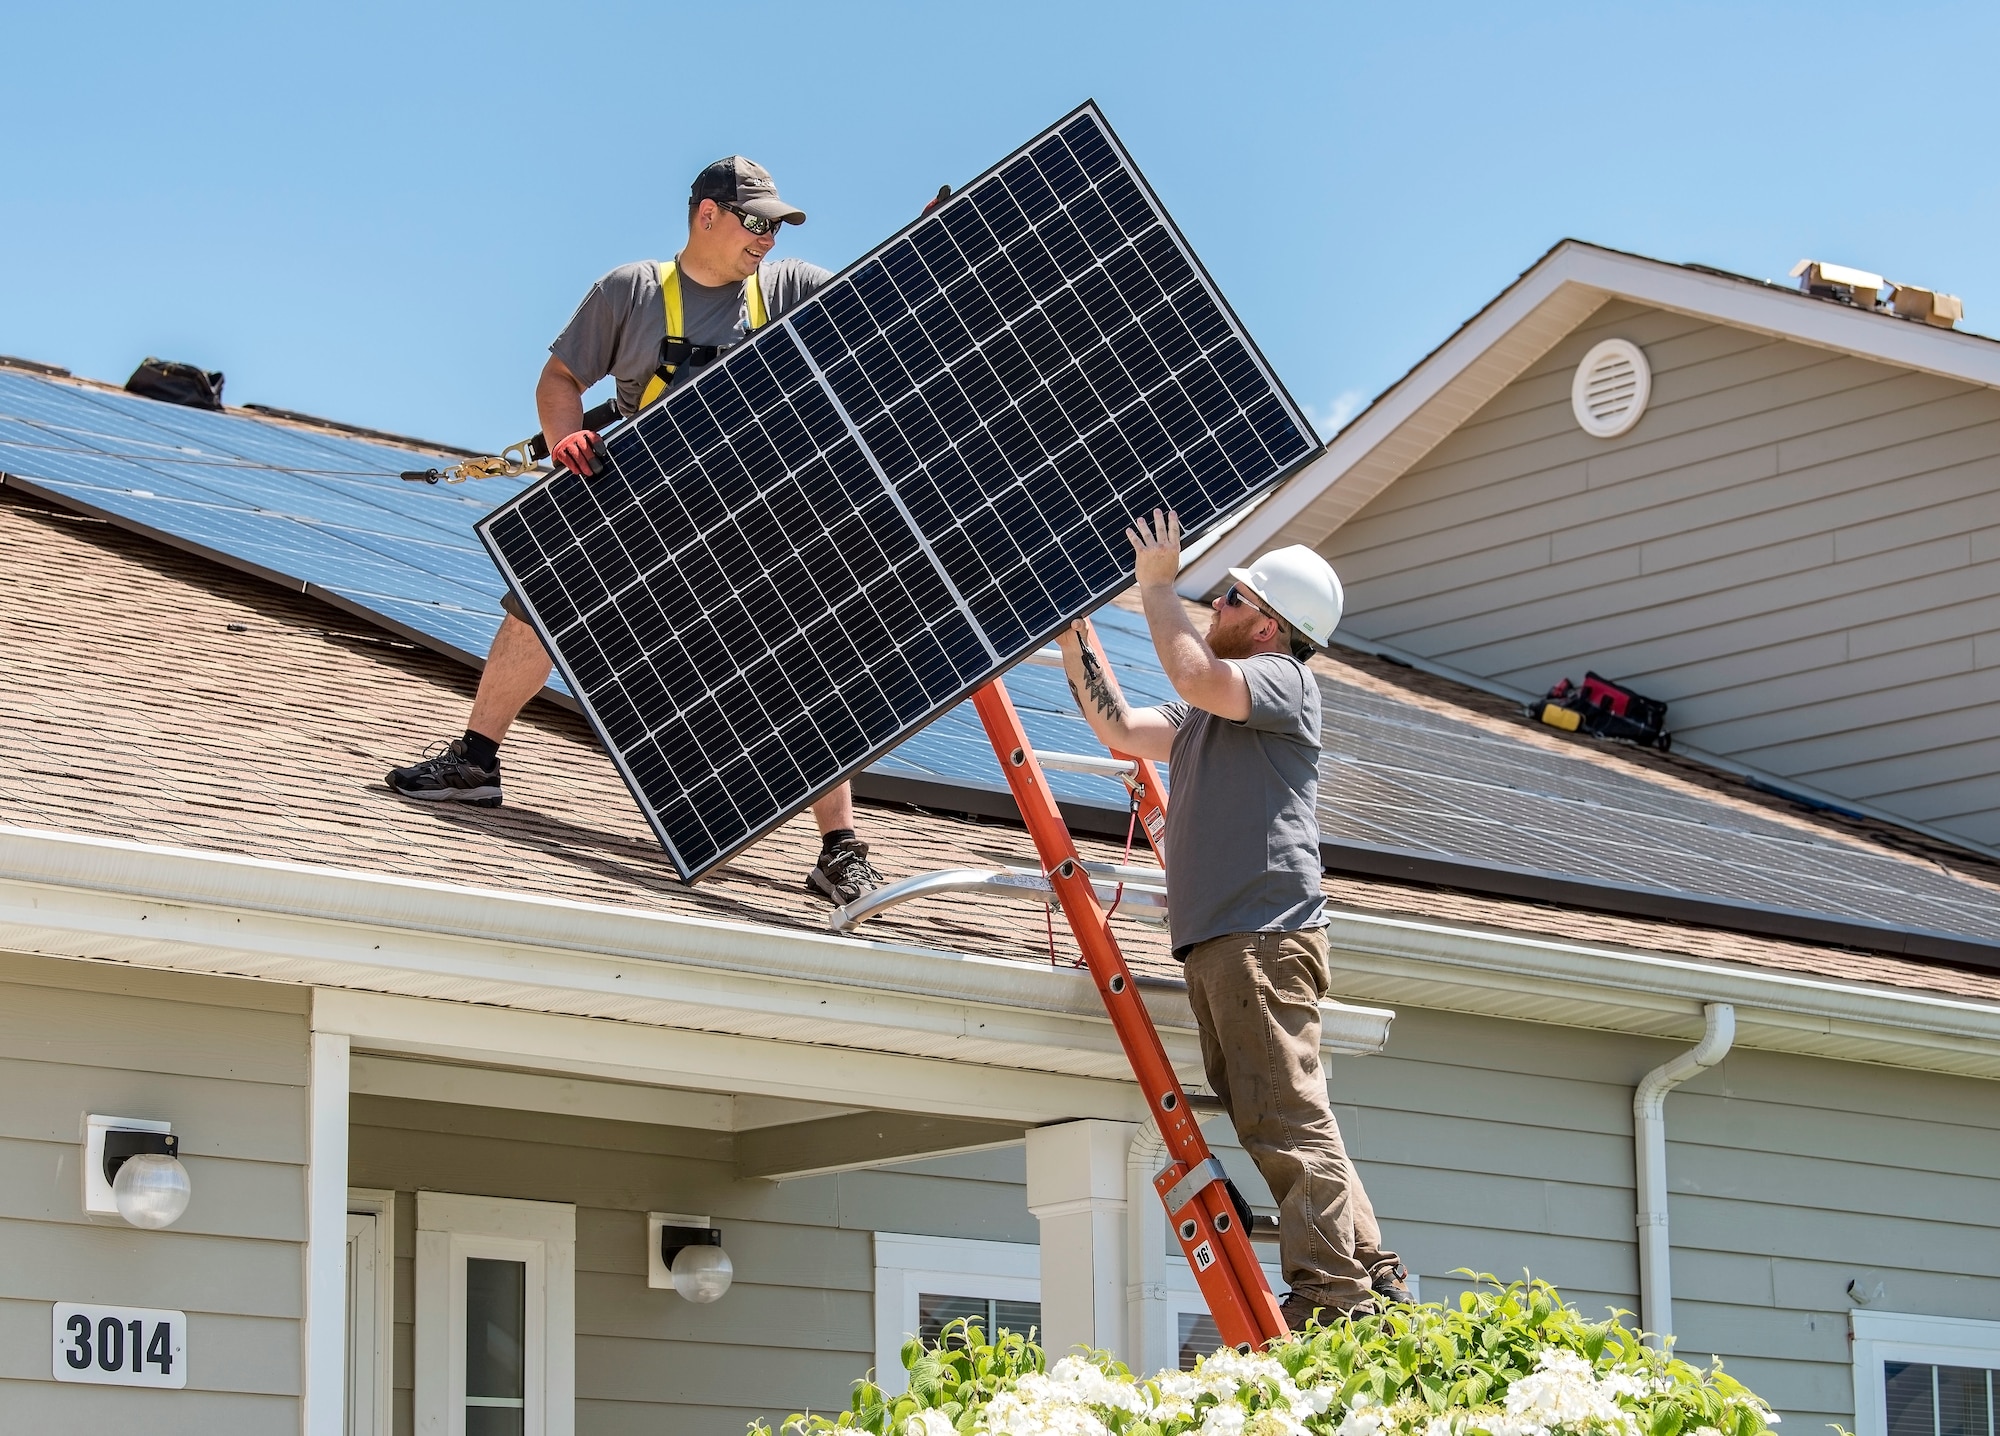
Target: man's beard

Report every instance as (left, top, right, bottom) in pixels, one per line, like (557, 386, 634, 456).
(1208, 621, 1259, 661)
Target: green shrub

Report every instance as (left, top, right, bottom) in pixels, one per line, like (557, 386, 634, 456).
(754, 1276, 1782, 1436)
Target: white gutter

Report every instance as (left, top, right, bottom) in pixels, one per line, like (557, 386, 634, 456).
(0, 824, 1393, 1098)
(1126, 1121, 1171, 1371)
(1634, 1002, 1735, 1345)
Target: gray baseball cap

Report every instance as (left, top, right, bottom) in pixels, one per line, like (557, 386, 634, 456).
(691, 155, 806, 225)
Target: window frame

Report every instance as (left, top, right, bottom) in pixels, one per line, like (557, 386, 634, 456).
(415, 1192, 575, 1436)
(873, 1232, 1040, 1396)
(1852, 1310, 2000, 1436)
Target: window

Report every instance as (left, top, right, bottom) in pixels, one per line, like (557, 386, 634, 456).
(918, 1293, 1043, 1344)
(415, 1193, 575, 1436)
(874, 1232, 1040, 1395)
(1854, 1312, 2000, 1436)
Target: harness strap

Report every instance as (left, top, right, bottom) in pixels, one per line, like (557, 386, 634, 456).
(638, 260, 767, 410)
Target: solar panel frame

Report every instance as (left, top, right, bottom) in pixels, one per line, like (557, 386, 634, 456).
(476, 101, 1323, 881)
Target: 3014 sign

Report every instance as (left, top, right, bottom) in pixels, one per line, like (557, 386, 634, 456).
(52, 1302, 187, 1388)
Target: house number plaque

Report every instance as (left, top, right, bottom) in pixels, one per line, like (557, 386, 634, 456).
(52, 1302, 187, 1388)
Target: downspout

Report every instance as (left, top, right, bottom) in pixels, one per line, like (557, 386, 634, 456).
(1127, 1121, 1171, 1372)
(1634, 1002, 1734, 1347)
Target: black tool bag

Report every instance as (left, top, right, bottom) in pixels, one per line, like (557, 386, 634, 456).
(1534, 672, 1671, 749)
(125, 357, 225, 411)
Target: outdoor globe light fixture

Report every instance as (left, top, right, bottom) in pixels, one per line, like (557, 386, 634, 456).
(657, 1220, 733, 1302)
(111, 1147, 193, 1229)
(671, 1241, 734, 1303)
(86, 1120, 193, 1229)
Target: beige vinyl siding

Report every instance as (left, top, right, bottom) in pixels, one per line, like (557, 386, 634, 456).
(0, 952, 310, 1433)
(1314, 1005, 2000, 1433)
(1320, 299, 2000, 847)
(349, 1093, 1037, 1436)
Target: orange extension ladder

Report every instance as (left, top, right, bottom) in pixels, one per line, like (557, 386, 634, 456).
(833, 624, 1286, 1352)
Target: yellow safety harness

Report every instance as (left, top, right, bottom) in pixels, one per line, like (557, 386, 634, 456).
(638, 259, 768, 409)
(405, 261, 768, 483)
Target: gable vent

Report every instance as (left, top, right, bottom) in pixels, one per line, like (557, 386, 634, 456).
(1571, 338, 1651, 439)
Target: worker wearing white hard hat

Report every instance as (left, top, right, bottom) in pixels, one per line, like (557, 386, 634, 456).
(1054, 510, 1407, 1332)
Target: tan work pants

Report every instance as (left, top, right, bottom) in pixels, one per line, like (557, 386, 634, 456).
(1182, 926, 1398, 1311)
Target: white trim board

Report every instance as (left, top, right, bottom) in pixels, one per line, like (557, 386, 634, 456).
(1182, 239, 2000, 595)
(351, 1053, 861, 1131)
(346, 1188, 397, 1436)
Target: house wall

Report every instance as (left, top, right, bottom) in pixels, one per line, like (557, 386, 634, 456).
(1319, 1004, 2000, 1436)
(1318, 299, 2000, 846)
(0, 951, 310, 1434)
(347, 1093, 1039, 1436)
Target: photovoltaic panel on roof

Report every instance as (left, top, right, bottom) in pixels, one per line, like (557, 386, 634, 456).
(0, 367, 552, 682)
(478, 102, 1319, 881)
(920, 606, 2000, 958)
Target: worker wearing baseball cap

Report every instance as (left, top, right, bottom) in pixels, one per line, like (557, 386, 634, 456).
(1054, 512, 1410, 1331)
(388, 156, 887, 907)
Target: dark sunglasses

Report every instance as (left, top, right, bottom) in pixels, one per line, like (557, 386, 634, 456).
(1223, 584, 1271, 619)
(718, 201, 782, 237)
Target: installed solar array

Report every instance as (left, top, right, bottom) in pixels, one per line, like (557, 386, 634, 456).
(478, 103, 1317, 880)
(0, 368, 542, 676)
(938, 606, 2000, 953)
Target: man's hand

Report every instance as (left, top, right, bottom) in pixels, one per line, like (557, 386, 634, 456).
(551, 429, 605, 477)
(1127, 509, 1182, 588)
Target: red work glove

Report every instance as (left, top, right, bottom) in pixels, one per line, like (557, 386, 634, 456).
(552, 429, 605, 477)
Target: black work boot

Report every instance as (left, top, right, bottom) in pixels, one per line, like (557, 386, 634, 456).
(804, 836, 884, 906)
(1372, 1263, 1416, 1306)
(385, 739, 503, 807)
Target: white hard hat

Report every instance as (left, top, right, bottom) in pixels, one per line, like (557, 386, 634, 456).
(1227, 545, 1344, 650)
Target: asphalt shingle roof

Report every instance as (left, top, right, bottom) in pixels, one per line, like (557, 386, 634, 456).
(4, 483, 1997, 1007)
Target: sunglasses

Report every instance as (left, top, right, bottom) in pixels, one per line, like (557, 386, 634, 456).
(1223, 584, 1271, 619)
(718, 201, 782, 237)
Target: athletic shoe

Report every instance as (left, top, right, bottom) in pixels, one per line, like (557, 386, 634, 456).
(804, 837, 884, 906)
(1279, 1292, 1376, 1332)
(385, 739, 503, 807)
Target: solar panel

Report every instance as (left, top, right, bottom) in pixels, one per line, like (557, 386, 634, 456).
(477, 102, 1319, 881)
(0, 368, 549, 677)
(918, 606, 2000, 961)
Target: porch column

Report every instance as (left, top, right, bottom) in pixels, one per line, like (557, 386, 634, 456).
(1025, 1120, 1136, 1361)
(303, 1027, 350, 1436)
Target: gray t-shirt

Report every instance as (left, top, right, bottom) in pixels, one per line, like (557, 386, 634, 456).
(549, 256, 831, 416)
(1158, 652, 1327, 955)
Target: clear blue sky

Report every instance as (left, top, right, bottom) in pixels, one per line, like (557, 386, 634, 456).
(4, 1, 1993, 452)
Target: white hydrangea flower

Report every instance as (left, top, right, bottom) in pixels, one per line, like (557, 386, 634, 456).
(908, 1412, 956, 1436)
(1337, 1390, 1391, 1436)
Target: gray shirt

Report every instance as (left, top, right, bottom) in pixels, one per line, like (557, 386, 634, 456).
(1159, 652, 1328, 955)
(550, 256, 832, 417)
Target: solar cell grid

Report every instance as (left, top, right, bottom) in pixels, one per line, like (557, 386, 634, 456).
(479, 103, 1318, 878)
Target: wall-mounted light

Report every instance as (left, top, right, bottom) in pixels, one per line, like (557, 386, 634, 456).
(646, 1212, 733, 1303)
(84, 1115, 193, 1229)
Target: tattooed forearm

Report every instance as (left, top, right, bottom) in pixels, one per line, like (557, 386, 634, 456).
(1078, 646, 1128, 724)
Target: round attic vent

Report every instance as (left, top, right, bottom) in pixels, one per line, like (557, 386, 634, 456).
(1571, 338, 1651, 438)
